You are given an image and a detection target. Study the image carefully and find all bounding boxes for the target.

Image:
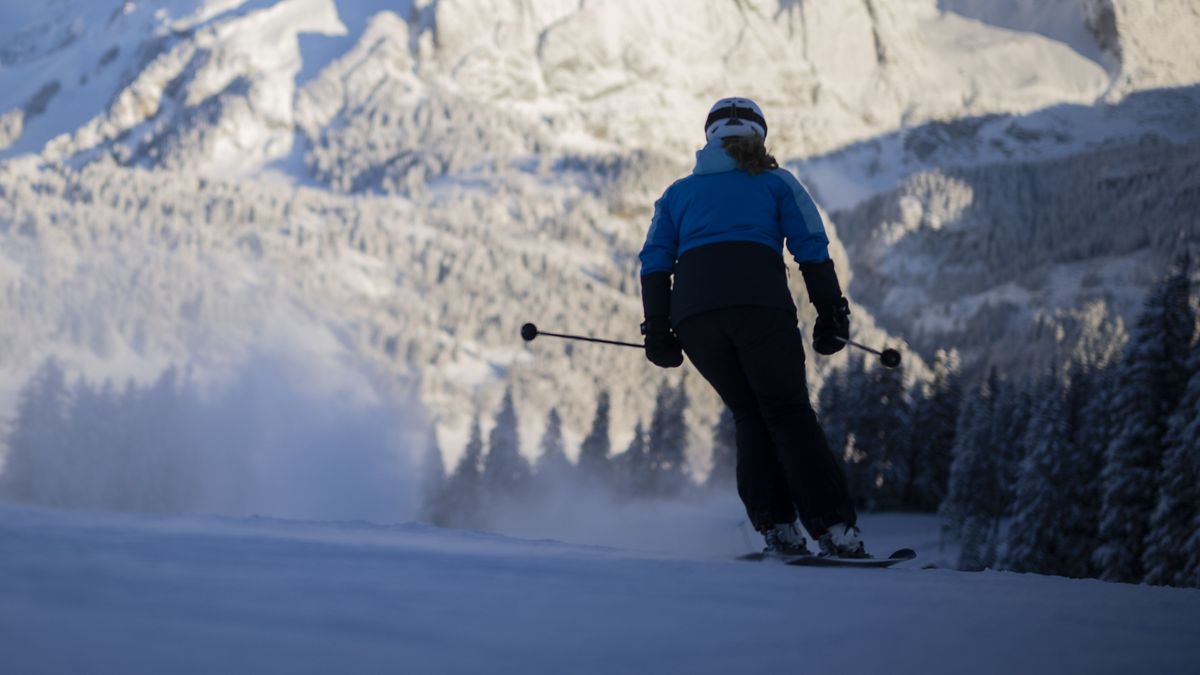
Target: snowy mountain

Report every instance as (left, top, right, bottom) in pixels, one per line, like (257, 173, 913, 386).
(0, 0, 1127, 172)
(1, 0, 1198, 467)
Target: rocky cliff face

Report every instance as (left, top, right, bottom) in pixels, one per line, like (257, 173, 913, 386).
(4, 0, 1124, 172)
(1086, 0, 1200, 96)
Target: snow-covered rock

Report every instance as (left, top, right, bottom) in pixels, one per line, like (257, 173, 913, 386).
(1087, 0, 1200, 96)
(1, 0, 1120, 173)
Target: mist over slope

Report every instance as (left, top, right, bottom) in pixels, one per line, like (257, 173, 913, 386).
(1, 0, 1198, 466)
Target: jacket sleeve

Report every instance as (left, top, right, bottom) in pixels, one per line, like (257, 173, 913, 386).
(638, 190, 679, 320)
(771, 169, 844, 308)
(770, 169, 831, 265)
(638, 191, 680, 276)
(641, 271, 672, 319)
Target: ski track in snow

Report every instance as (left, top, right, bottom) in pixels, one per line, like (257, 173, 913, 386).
(1, 504, 1198, 675)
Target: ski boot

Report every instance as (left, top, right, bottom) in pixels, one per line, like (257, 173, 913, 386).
(762, 521, 811, 557)
(817, 523, 868, 559)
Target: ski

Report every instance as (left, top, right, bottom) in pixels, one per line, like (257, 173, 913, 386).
(787, 548, 916, 568)
(737, 551, 802, 562)
(738, 548, 916, 568)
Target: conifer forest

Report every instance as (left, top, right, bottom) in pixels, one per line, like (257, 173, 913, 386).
(6, 260, 1196, 588)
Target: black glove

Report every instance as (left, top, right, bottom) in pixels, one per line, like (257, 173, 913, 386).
(799, 258, 849, 356)
(641, 317, 684, 368)
(812, 297, 850, 355)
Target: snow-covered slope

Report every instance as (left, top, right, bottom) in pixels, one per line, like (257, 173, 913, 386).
(833, 132, 1200, 375)
(1, 0, 1198, 465)
(797, 86, 1200, 373)
(799, 84, 1200, 212)
(2, 0, 1119, 173)
(2, 503, 1199, 675)
(941, 0, 1200, 97)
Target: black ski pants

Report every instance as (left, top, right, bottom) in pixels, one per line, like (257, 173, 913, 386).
(675, 306, 856, 537)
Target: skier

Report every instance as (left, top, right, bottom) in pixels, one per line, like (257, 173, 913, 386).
(639, 97, 865, 558)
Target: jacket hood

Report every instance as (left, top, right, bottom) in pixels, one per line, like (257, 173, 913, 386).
(693, 140, 739, 175)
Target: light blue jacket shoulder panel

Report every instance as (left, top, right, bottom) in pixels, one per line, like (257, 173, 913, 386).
(766, 168, 831, 265)
(638, 142, 830, 275)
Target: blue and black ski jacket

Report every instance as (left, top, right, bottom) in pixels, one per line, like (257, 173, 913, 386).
(639, 140, 836, 325)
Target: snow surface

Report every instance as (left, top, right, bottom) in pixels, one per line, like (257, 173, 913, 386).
(938, 0, 1107, 65)
(2, 503, 1198, 675)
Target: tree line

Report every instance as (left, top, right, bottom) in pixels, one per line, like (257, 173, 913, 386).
(2, 261, 1195, 588)
(0, 366, 236, 513)
(425, 259, 1199, 589)
(817, 257, 1197, 588)
(936, 258, 1199, 588)
(420, 382, 717, 529)
(0, 362, 411, 520)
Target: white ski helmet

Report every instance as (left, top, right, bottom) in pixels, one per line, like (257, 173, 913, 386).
(704, 97, 767, 141)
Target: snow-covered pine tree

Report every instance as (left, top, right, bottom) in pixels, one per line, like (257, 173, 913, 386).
(0, 360, 69, 504)
(535, 407, 573, 484)
(897, 376, 929, 512)
(577, 390, 613, 487)
(482, 388, 531, 498)
(817, 357, 853, 469)
(616, 420, 648, 496)
(858, 357, 911, 510)
(822, 353, 909, 509)
(1068, 322, 1127, 579)
(705, 405, 736, 490)
(988, 376, 1033, 521)
(1143, 328, 1200, 587)
(1048, 363, 1110, 578)
(1095, 263, 1195, 583)
(131, 367, 199, 513)
(826, 355, 876, 505)
(442, 416, 485, 527)
(62, 378, 124, 511)
(941, 373, 1004, 571)
(641, 379, 690, 497)
(95, 380, 140, 510)
(1005, 373, 1080, 576)
(903, 349, 961, 511)
(418, 427, 449, 526)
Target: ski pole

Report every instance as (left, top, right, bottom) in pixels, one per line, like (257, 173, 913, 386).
(520, 323, 642, 349)
(522, 323, 902, 367)
(836, 336, 902, 369)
